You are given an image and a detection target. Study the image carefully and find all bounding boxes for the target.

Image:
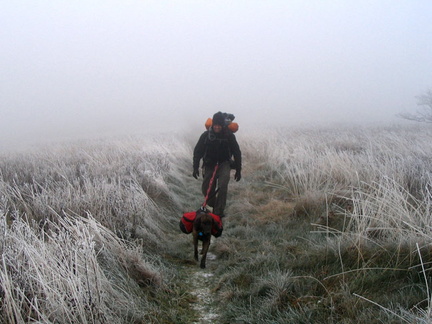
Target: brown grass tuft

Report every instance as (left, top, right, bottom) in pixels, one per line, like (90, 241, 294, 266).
(254, 199, 296, 224)
(293, 191, 328, 219)
(125, 255, 162, 287)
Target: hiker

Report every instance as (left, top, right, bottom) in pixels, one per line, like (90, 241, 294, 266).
(192, 111, 242, 218)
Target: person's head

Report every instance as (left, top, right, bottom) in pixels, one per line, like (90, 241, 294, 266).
(212, 112, 225, 133)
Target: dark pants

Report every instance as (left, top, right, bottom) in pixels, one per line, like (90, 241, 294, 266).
(202, 161, 231, 216)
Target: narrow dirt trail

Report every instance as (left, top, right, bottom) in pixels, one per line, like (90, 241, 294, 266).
(171, 233, 222, 323)
(169, 160, 224, 323)
(184, 252, 220, 323)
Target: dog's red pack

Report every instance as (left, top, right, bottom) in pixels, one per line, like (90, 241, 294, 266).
(179, 212, 196, 234)
(210, 213, 223, 237)
(179, 211, 223, 237)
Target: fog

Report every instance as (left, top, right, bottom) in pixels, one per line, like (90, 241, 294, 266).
(1, 1, 431, 148)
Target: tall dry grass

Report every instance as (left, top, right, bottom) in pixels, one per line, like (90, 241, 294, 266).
(242, 124, 432, 243)
(216, 124, 432, 323)
(0, 133, 193, 323)
(0, 211, 161, 323)
(2, 123, 432, 323)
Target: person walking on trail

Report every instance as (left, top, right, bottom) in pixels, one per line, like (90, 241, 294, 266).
(192, 111, 242, 218)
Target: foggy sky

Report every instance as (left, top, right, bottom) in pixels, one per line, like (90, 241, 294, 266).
(1, 1, 432, 148)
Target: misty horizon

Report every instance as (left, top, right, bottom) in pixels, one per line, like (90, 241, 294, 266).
(1, 1, 431, 149)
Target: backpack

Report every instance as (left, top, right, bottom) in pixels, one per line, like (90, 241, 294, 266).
(179, 211, 223, 237)
(205, 112, 239, 133)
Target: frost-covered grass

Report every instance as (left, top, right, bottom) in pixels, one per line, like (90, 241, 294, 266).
(250, 124, 432, 243)
(0, 133, 194, 323)
(2, 124, 432, 323)
(0, 212, 163, 323)
(0, 135, 191, 241)
(237, 124, 432, 240)
(215, 124, 432, 323)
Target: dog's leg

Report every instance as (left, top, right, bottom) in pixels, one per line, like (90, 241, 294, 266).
(193, 234, 199, 262)
(200, 238, 211, 269)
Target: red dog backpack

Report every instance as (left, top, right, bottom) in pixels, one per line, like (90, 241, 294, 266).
(179, 211, 223, 237)
(179, 212, 196, 234)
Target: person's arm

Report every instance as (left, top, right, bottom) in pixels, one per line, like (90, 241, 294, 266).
(229, 134, 242, 181)
(193, 132, 207, 170)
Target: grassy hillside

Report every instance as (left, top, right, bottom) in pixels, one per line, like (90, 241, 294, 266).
(211, 124, 432, 323)
(0, 134, 196, 323)
(1, 124, 432, 323)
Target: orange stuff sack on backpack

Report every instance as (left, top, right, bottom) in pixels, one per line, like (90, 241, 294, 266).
(205, 113, 239, 133)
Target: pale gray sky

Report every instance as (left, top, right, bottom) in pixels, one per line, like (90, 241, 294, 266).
(1, 1, 431, 147)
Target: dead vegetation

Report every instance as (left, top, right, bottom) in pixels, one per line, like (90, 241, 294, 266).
(1, 124, 432, 323)
(0, 134, 193, 323)
(211, 124, 432, 323)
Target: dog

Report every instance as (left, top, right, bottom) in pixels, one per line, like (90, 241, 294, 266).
(192, 210, 215, 269)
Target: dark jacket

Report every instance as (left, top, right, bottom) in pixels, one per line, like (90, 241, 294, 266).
(193, 128, 242, 171)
